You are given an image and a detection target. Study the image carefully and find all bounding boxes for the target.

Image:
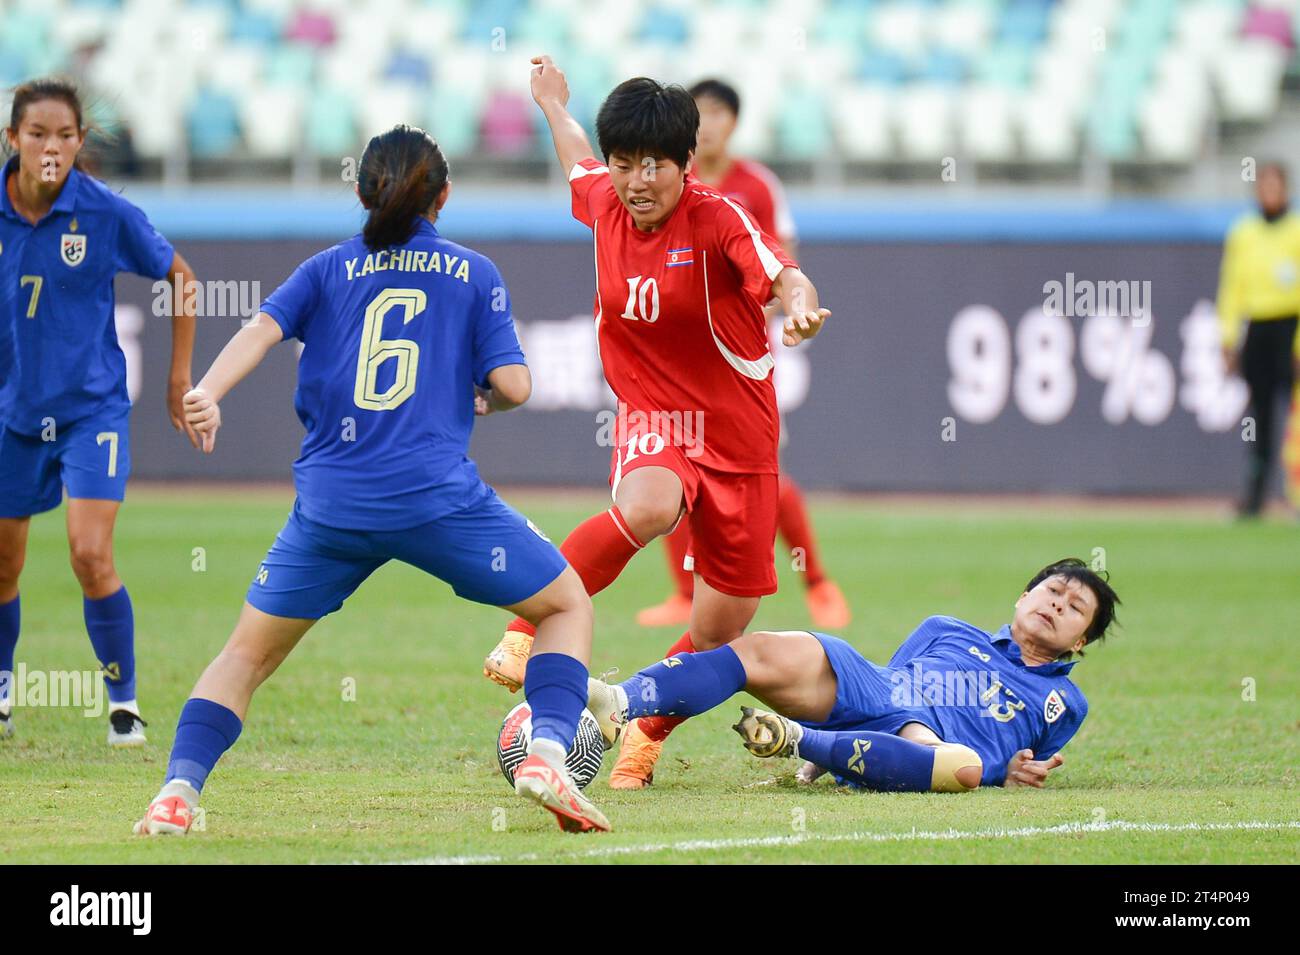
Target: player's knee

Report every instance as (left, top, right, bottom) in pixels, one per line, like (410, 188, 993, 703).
(930, 743, 982, 793)
(0, 550, 24, 592)
(729, 630, 781, 681)
(615, 495, 681, 541)
(67, 539, 114, 589)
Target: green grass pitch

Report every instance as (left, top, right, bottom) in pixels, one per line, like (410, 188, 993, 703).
(2, 486, 1296, 864)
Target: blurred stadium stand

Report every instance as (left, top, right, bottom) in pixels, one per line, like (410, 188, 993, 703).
(3, 0, 1300, 195)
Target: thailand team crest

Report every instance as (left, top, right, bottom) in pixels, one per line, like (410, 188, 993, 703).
(1043, 688, 1067, 724)
(61, 233, 87, 267)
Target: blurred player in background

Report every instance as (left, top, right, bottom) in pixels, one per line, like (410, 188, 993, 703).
(0, 79, 199, 745)
(136, 125, 610, 835)
(635, 78, 850, 631)
(1217, 160, 1300, 517)
(483, 56, 830, 790)
(588, 558, 1119, 792)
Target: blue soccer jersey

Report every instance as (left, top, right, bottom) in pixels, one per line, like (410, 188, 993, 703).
(0, 157, 174, 435)
(258, 219, 526, 531)
(886, 615, 1088, 786)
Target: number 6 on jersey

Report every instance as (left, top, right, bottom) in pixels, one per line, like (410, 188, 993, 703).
(353, 288, 426, 411)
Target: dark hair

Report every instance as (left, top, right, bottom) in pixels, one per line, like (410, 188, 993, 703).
(357, 124, 449, 251)
(689, 78, 741, 117)
(4, 77, 92, 173)
(595, 77, 698, 169)
(1024, 557, 1120, 654)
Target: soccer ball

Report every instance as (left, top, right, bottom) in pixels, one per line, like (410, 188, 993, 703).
(496, 702, 605, 791)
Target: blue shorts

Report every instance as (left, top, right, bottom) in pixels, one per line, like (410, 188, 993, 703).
(0, 405, 131, 517)
(801, 632, 942, 737)
(246, 491, 570, 619)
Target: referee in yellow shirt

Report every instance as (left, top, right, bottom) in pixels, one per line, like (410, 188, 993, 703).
(1217, 161, 1300, 516)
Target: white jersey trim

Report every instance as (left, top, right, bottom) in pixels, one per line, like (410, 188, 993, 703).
(569, 160, 609, 181)
(718, 194, 786, 281)
(702, 248, 774, 381)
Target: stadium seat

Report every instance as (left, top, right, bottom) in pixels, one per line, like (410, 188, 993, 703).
(958, 84, 1017, 162)
(186, 86, 241, 159)
(777, 84, 833, 160)
(1215, 36, 1290, 120)
(241, 86, 304, 158)
(895, 84, 957, 159)
(304, 88, 357, 159)
(832, 85, 894, 162)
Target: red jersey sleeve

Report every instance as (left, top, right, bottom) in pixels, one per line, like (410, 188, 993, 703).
(711, 194, 798, 303)
(569, 157, 617, 228)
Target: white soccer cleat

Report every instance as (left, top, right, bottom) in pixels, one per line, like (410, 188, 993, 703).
(796, 760, 828, 784)
(108, 708, 147, 748)
(586, 676, 628, 750)
(0, 701, 12, 740)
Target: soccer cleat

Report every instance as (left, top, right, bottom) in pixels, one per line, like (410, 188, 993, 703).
(635, 592, 693, 628)
(732, 705, 802, 759)
(132, 796, 193, 836)
(483, 629, 534, 692)
(514, 753, 611, 833)
(108, 708, 147, 748)
(607, 721, 663, 789)
(806, 579, 851, 630)
(0, 703, 12, 740)
(586, 677, 629, 749)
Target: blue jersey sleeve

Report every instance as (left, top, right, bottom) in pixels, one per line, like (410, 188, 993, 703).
(260, 254, 324, 343)
(1034, 688, 1088, 762)
(888, 616, 948, 666)
(112, 195, 175, 279)
(472, 260, 525, 389)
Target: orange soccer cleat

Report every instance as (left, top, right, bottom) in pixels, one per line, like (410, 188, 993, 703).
(514, 753, 611, 833)
(635, 592, 693, 628)
(483, 629, 535, 692)
(133, 795, 193, 836)
(806, 579, 851, 630)
(607, 721, 664, 789)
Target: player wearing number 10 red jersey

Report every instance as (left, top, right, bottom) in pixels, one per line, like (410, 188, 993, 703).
(483, 55, 832, 790)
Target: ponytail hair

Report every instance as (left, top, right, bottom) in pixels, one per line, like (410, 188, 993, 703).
(357, 124, 449, 251)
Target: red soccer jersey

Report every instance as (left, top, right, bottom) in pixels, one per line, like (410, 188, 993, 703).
(711, 157, 797, 250)
(569, 156, 797, 474)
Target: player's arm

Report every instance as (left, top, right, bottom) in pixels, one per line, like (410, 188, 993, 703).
(184, 312, 284, 453)
(529, 55, 594, 175)
(475, 364, 532, 415)
(162, 251, 201, 448)
(771, 267, 830, 346)
(1003, 749, 1065, 788)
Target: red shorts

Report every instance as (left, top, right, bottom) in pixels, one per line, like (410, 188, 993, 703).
(609, 429, 778, 597)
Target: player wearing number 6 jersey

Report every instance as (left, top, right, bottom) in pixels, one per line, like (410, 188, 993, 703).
(134, 126, 610, 836)
(0, 79, 200, 746)
(482, 56, 832, 791)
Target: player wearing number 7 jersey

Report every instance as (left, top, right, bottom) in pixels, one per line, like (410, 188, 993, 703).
(482, 56, 832, 791)
(0, 79, 200, 747)
(134, 126, 610, 836)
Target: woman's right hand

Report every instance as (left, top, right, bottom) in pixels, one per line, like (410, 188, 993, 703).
(183, 387, 222, 453)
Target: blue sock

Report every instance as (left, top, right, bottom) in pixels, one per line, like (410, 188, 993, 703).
(797, 728, 936, 792)
(84, 587, 135, 704)
(524, 652, 588, 749)
(0, 595, 18, 700)
(622, 645, 747, 719)
(166, 698, 243, 793)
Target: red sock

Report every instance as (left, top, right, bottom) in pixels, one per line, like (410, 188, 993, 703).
(662, 520, 694, 598)
(777, 474, 826, 588)
(638, 631, 695, 742)
(505, 506, 645, 637)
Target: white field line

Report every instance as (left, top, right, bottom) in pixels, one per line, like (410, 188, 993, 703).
(376, 818, 1300, 866)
